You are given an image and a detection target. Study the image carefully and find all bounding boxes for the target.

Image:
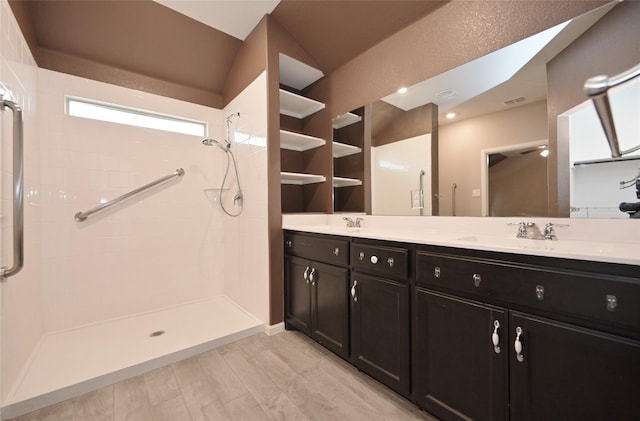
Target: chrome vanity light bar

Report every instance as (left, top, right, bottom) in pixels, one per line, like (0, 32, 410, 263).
(584, 63, 640, 158)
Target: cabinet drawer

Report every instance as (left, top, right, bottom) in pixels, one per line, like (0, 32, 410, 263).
(416, 251, 640, 338)
(284, 232, 349, 266)
(352, 243, 408, 281)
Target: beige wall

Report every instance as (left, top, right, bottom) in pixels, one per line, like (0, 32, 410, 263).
(439, 100, 547, 216)
(489, 152, 548, 217)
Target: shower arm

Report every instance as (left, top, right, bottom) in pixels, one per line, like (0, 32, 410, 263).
(584, 63, 640, 158)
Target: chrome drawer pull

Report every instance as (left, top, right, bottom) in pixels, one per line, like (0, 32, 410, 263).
(473, 273, 481, 287)
(351, 280, 358, 302)
(514, 327, 524, 362)
(387, 257, 394, 267)
(309, 268, 317, 286)
(370, 255, 378, 264)
(434, 267, 441, 278)
(359, 251, 365, 260)
(492, 320, 501, 354)
(333, 247, 340, 256)
(285, 240, 292, 248)
(536, 285, 544, 301)
(303, 266, 310, 284)
(606, 294, 617, 312)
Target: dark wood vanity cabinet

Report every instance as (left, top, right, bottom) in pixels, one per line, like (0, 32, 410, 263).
(415, 247, 640, 421)
(284, 230, 640, 420)
(413, 288, 508, 421)
(350, 241, 411, 397)
(509, 311, 640, 421)
(284, 232, 350, 359)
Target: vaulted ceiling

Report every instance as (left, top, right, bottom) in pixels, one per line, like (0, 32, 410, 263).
(8, 0, 446, 107)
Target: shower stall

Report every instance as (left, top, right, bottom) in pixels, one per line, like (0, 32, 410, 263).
(0, 4, 270, 418)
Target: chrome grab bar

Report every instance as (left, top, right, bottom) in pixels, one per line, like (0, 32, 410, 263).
(419, 170, 425, 216)
(451, 183, 457, 216)
(584, 63, 640, 158)
(1, 97, 25, 278)
(75, 168, 185, 222)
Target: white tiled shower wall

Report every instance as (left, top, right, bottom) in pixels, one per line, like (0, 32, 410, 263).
(1, 0, 43, 406)
(222, 72, 270, 324)
(37, 69, 229, 331)
(1, 0, 270, 407)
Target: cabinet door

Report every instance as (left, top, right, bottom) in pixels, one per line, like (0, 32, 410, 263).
(351, 273, 410, 397)
(414, 288, 508, 421)
(510, 311, 640, 421)
(285, 256, 311, 335)
(311, 260, 350, 359)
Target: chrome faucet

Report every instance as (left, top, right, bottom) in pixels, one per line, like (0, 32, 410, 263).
(343, 216, 363, 228)
(510, 221, 569, 240)
(511, 222, 544, 240)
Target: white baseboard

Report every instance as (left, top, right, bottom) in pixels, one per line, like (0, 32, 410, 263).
(264, 322, 285, 335)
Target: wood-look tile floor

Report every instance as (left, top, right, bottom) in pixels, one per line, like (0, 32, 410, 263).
(8, 330, 438, 421)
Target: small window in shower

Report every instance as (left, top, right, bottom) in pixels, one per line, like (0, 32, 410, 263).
(65, 96, 207, 136)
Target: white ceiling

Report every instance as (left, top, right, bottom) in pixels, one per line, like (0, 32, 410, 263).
(153, 0, 280, 40)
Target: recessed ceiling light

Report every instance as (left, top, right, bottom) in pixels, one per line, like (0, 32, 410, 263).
(446, 112, 456, 119)
(397, 87, 408, 94)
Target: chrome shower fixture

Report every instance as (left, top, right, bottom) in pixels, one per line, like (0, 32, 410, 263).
(201, 111, 244, 217)
(201, 137, 230, 152)
(225, 112, 240, 145)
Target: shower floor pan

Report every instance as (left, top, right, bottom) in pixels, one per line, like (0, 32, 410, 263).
(2, 295, 264, 419)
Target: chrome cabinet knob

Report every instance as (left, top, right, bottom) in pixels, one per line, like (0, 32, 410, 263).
(472, 273, 481, 287)
(370, 255, 378, 264)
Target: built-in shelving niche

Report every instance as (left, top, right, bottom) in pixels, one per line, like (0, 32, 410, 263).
(279, 53, 329, 214)
(333, 108, 365, 213)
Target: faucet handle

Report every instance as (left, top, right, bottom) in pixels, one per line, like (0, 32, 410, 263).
(543, 223, 569, 240)
(507, 222, 528, 238)
(343, 216, 355, 227)
(355, 217, 364, 228)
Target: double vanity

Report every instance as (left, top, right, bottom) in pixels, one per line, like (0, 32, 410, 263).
(283, 214, 639, 420)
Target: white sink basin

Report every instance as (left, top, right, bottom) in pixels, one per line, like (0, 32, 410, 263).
(455, 235, 627, 256)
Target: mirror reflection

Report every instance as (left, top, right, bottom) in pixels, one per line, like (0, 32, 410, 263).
(333, 1, 637, 219)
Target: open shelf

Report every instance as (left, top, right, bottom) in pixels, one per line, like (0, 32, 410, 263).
(333, 141, 362, 158)
(280, 89, 325, 119)
(281, 172, 327, 185)
(280, 130, 326, 152)
(332, 112, 362, 129)
(279, 53, 324, 90)
(333, 177, 363, 188)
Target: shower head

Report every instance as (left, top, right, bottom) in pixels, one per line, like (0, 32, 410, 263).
(201, 138, 230, 152)
(202, 113, 240, 152)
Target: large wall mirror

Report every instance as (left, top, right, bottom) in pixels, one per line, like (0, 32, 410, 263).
(332, 1, 639, 219)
